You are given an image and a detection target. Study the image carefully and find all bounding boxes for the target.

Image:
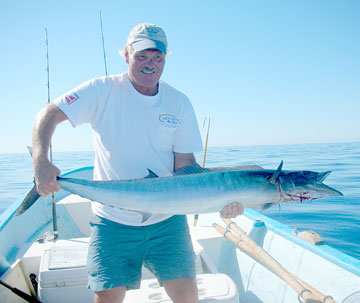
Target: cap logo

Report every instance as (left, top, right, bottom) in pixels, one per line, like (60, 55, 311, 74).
(147, 28, 160, 35)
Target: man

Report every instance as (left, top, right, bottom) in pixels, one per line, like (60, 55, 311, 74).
(32, 23, 243, 303)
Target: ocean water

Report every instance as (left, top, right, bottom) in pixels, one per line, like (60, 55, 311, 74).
(0, 142, 359, 260)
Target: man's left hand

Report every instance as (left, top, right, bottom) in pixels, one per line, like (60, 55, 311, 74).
(220, 202, 244, 218)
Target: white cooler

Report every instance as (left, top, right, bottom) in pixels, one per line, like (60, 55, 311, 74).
(38, 245, 93, 303)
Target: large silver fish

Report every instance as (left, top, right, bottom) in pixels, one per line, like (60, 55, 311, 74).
(16, 162, 343, 216)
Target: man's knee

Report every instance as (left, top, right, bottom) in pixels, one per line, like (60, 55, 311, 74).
(94, 286, 126, 303)
(163, 277, 199, 303)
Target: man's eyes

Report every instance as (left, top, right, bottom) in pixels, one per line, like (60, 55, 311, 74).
(136, 55, 146, 61)
(135, 54, 164, 62)
(154, 55, 164, 62)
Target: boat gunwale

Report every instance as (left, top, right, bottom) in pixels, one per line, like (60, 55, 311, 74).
(244, 209, 360, 276)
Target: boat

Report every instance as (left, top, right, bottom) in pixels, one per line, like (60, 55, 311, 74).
(1, 166, 359, 303)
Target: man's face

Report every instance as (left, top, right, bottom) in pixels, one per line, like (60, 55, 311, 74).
(126, 48, 165, 96)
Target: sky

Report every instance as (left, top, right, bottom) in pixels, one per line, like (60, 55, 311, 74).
(1, 0, 359, 154)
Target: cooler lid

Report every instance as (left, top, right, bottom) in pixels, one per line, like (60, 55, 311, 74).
(49, 245, 87, 269)
(39, 246, 88, 286)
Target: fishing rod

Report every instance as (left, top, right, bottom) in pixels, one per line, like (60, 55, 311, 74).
(0, 280, 42, 303)
(194, 116, 210, 227)
(2, 29, 58, 303)
(45, 28, 58, 239)
(201, 116, 210, 168)
(99, 10, 108, 76)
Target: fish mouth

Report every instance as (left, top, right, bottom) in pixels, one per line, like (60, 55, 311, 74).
(285, 191, 324, 202)
(284, 185, 343, 202)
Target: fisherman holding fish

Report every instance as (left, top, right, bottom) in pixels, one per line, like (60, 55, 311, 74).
(31, 23, 244, 303)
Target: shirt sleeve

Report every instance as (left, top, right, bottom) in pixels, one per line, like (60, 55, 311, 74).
(173, 101, 203, 154)
(53, 79, 99, 128)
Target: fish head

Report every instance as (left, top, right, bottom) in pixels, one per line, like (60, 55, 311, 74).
(279, 170, 343, 202)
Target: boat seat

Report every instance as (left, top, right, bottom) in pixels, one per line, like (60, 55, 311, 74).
(124, 273, 239, 303)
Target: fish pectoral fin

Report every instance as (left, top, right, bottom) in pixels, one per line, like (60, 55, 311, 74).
(268, 160, 284, 184)
(145, 169, 159, 178)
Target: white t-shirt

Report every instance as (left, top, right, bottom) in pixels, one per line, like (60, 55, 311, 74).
(54, 72, 203, 226)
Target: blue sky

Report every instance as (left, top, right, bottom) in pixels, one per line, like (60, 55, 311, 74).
(1, 0, 359, 153)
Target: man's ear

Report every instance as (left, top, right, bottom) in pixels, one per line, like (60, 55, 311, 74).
(125, 50, 130, 64)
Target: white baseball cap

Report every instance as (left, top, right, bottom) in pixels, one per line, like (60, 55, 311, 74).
(126, 23, 168, 54)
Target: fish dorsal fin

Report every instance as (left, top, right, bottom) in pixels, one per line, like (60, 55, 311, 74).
(145, 169, 159, 178)
(209, 165, 263, 172)
(174, 165, 210, 176)
(174, 164, 264, 176)
(268, 160, 283, 184)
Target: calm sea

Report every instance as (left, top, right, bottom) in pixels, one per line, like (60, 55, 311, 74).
(0, 142, 359, 260)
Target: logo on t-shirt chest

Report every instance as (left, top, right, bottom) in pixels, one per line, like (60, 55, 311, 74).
(159, 114, 179, 128)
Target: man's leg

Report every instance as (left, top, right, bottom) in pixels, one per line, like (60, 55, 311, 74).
(144, 216, 199, 302)
(88, 216, 144, 302)
(163, 277, 199, 303)
(94, 286, 126, 303)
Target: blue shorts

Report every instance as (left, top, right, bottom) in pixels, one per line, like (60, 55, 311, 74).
(87, 215, 196, 291)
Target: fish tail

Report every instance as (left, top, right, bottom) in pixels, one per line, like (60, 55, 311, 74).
(15, 184, 40, 216)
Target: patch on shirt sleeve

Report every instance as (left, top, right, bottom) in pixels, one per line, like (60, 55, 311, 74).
(65, 93, 79, 105)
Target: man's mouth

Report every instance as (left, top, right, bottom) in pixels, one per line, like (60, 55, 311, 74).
(139, 67, 157, 74)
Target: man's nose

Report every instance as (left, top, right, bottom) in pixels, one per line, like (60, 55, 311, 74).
(145, 58, 154, 66)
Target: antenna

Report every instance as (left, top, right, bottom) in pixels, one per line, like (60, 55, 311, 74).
(100, 11, 108, 76)
(45, 28, 58, 239)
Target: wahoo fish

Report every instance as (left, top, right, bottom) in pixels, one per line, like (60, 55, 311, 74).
(16, 162, 343, 216)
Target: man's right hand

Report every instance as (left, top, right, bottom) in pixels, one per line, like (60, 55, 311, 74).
(34, 159, 61, 196)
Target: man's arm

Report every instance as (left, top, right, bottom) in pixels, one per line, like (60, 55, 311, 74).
(32, 103, 68, 196)
(173, 152, 244, 218)
(174, 152, 197, 171)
